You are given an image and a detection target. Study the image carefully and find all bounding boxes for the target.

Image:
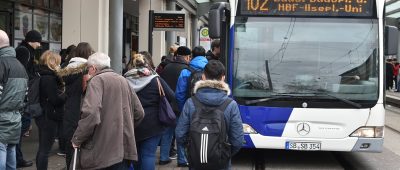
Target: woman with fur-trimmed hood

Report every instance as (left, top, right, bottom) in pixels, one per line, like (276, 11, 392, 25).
(57, 42, 93, 170)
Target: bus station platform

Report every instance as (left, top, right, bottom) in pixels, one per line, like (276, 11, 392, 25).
(17, 92, 400, 170)
(386, 91, 400, 106)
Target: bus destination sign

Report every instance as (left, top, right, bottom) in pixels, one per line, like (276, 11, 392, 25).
(153, 12, 185, 31)
(240, 0, 374, 17)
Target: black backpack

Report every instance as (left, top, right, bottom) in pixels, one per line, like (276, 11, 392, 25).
(187, 96, 233, 170)
(24, 73, 42, 118)
(186, 67, 203, 98)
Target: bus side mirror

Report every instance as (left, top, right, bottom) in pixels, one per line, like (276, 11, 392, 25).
(385, 25, 398, 56)
(209, 2, 230, 39)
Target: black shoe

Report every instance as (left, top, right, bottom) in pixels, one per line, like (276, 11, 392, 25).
(17, 160, 33, 168)
(177, 163, 189, 167)
(159, 159, 172, 165)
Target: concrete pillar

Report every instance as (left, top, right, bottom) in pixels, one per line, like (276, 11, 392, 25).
(191, 15, 199, 47)
(166, 0, 176, 51)
(62, 0, 109, 53)
(139, 0, 165, 66)
(109, 0, 123, 73)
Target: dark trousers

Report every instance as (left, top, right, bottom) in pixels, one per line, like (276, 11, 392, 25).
(16, 113, 31, 163)
(100, 160, 131, 170)
(35, 116, 58, 170)
(56, 121, 66, 152)
(65, 134, 74, 170)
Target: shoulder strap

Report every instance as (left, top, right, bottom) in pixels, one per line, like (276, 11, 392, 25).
(191, 96, 203, 109)
(217, 98, 233, 112)
(186, 66, 196, 74)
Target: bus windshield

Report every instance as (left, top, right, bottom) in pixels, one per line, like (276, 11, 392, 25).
(233, 17, 379, 103)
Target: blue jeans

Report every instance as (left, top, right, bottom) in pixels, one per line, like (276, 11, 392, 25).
(177, 142, 187, 164)
(160, 127, 174, 161)
(0, 143, 17, 170)
(134, 135, 162, 170)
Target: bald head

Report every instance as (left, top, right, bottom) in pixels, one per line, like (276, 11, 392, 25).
(0, 30, 10, 48)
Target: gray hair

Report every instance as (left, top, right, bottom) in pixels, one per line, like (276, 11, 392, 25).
(87, 52, 111, 70)
(0, 30, 10, 48)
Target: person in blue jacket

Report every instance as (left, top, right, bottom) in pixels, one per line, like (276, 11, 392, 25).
(174, 46, 208, 167)
(175, 46, 208, 111)
(176, 60, 244, 169)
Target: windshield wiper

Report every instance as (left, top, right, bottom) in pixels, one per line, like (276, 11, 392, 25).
(245, 94, 296, 105)
(312, 93, 362, 109)
(244, 93, 362, 108)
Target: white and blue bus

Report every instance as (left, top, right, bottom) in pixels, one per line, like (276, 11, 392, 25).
(207, 0, 398, 152)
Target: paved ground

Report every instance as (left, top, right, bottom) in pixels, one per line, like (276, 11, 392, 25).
(18, 91, 400, 170)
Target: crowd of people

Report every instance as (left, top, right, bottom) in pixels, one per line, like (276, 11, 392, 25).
(386, 58, 400, 92)
(0, 28, 244, 170)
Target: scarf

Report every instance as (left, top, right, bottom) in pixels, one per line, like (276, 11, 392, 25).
(124, 67, 158, 92)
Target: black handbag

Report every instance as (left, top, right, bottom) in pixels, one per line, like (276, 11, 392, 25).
(157, 78, 176, 126)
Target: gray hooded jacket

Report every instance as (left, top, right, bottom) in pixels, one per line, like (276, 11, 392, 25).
(0, 46, 28, 144)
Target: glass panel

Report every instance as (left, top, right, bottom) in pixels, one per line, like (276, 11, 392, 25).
(14, 6, 33, 39)
(0, 15, 6, 31)
(34, 9, 49, 41)
(34, 0, 49, 8)
(17, 0, 32, 5)
(50, 13, 61, 42)
(233, 17, 379, 101)
(50, 0, 62, 11)
(49, 43, 61, 53)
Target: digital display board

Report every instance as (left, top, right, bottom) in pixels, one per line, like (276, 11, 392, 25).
(240, 0, 374, 17)
(153, 12, 185, 31)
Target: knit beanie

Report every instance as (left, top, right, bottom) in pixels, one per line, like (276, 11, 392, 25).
(25, 30, 42, 43)
(176, 46, 191, 56)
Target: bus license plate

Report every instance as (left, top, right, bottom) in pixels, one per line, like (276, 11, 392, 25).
(285, 142, 321, 151)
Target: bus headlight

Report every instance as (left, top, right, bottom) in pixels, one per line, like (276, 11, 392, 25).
(350, 126, 384, 138)
(243, 124, 257, 134)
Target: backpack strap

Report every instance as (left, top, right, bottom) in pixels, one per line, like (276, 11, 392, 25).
(217, 98, 233, 112)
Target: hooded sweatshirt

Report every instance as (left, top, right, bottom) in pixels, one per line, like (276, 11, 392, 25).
(124, 68, 175, 141)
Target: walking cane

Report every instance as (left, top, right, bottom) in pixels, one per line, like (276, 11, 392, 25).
(73, 148, 78, 170)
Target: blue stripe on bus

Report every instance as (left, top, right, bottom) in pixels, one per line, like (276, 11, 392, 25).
(228, 26, 235, 90)
(243, 134, 255, 148)
(239, 105, 293, 137)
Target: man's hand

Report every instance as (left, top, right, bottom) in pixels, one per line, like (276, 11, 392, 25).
(72, 143, 80, 148)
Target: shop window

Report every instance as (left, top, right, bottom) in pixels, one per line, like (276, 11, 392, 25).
(14, 5, 33, 39)
(33, 9, 49, 41)
(17, 0, 32, 5)
(50, 13, 61, 42)
(50, 0, 62, 11)
(34, 0, 49, 8)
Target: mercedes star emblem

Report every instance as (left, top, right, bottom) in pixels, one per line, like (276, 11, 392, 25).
(297, 123, 311, 136)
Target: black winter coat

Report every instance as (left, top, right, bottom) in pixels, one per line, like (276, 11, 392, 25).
(57, 64, 87, 139)
(38, 66, 66, 121)
(16, 41, 37, 80)
(134, 77, 174, 142)
(159, 58, 188, 91)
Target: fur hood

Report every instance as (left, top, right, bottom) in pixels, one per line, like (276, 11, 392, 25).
(57, 63, 87, 77)
(193, 80, 231, 95)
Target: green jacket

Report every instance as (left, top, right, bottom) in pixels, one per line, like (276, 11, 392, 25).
(0, 46, 28, 144)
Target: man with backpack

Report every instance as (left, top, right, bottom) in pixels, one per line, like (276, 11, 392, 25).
(175, 46, 208, 167)
(175, 46, 208, 111)
(176, 60, 244, 170)
(15, 30, 42, 168)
